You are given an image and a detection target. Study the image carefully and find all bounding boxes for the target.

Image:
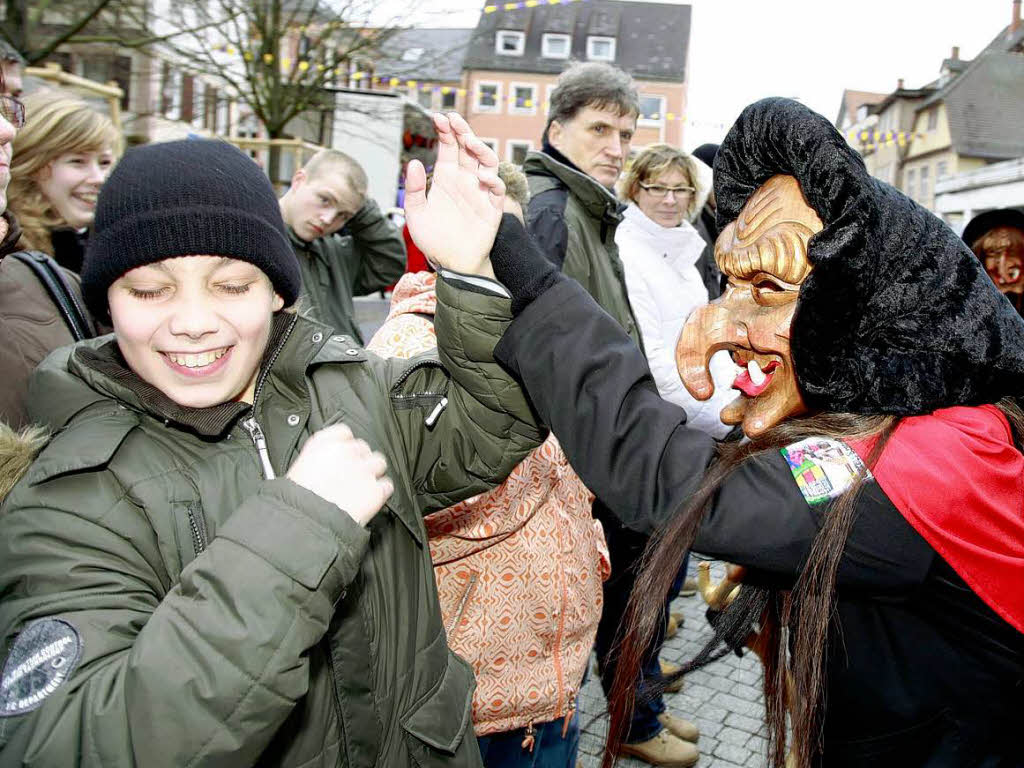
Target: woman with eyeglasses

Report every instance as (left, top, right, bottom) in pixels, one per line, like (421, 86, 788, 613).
(616, 145, 736, 436)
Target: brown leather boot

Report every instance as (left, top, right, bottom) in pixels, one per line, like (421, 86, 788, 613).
(657, 712, 700, 743)
(620, 729, 699, 767)
(659, 659, 685, 693)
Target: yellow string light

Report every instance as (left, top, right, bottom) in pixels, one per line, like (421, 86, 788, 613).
(262, 53, 274, 64)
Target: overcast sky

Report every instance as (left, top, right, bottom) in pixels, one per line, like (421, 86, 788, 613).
(412, 0, 1016, 149)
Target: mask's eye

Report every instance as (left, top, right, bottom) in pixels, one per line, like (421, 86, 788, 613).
(750, 272, 799, 306)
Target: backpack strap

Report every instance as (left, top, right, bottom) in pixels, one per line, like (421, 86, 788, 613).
(8, 251, 93, 342)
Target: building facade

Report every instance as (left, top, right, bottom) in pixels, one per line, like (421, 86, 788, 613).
(460, 0, 691, 164)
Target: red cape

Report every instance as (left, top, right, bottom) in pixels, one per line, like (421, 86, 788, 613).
(850, 405, 1024, 634)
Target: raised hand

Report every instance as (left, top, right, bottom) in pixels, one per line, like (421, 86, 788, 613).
(286, 424, 393, 526)
(405, 112, 505, 278)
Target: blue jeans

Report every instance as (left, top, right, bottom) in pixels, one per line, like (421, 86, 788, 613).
(476, 707, 580, 768)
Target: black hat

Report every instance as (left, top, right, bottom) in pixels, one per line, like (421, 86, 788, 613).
(714, 97, 1024, 415)
(82, 139, 301, 319)
(691, 143, 719, 171)
(961, 207, 1024, 251)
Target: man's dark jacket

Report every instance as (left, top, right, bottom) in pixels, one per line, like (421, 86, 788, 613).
(522, 150, 642, 347)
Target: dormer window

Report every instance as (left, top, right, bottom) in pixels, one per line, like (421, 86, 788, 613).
(542, 33, 571, 59)
(401, 47, 424, 62)
(587, 36, 616, 61)
(496, 30, 526, 56)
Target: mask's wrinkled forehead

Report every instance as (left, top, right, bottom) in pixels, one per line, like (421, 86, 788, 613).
(715, 175, 824, 285)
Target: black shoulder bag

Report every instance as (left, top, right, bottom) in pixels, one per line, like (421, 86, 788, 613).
(8, 251, 93, 342)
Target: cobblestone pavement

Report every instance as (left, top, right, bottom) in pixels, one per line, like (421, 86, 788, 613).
(578, 561, 768, 768)
(358, 295, 769, 768)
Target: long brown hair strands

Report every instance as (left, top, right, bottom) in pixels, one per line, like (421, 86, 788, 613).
(601, 410, 900, 768)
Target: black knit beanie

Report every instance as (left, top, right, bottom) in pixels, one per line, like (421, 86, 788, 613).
(82, 139, 301, 318)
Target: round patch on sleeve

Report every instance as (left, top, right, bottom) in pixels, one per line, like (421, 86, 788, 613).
(0, 619, 82, 716)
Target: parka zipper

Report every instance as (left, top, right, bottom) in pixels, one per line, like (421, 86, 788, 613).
(323, 642, 350, 760)
(239, 315, 299, 480)
(186, 504, 208, 555)
(241, 417, 276, 479)
(390, 359, 449, 425)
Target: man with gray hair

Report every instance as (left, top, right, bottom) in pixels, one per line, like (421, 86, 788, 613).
(279, 149, 405, 343)
(523, 61, 701, 767)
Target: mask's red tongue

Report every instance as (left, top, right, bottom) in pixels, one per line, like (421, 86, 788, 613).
(733, 361, 779, 397)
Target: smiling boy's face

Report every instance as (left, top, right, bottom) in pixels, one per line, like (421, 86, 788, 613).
(676, 175, 823, 437)
(108, 255, 284, 407)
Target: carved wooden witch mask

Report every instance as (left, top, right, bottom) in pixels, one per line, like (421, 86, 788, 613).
(675, 174, 823, 437)
(971, 225, 1024, 315)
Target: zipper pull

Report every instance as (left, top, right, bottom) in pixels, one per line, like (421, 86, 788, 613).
(521, 723, 535, 753)
(242, 416, 276, 479)
(424, 396, 448, 428)
(562, 694, 576, 738)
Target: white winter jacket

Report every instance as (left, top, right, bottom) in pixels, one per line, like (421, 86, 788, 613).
(616, 204, 737, 438)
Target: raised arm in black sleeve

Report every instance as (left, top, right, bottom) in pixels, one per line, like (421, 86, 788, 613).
(491, 222, 935, 590)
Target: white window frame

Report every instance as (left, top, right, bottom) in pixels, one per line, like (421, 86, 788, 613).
(506, 139, 533, 165)
(474, 80, 502, 114)
(495, 30, 526, 56)
(638, 94, 665, 127)
(587, 36, 616, 62)
(509, 82, 537, 115)
(541, 33, 571, 59)
(544, 84, 556, 116)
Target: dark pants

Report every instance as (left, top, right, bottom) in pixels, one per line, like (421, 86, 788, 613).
(592, 502, 669, 744)
(476, 707, 580, 768)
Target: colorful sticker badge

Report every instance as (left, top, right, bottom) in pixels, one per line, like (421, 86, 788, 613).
(780, 437, 872, 506)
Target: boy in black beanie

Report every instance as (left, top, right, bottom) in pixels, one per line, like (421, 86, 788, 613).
(0, 135, 540, 767)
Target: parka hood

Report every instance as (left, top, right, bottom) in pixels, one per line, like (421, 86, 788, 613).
(0, 422, 48, 502)
(714, 97, 1024, 415)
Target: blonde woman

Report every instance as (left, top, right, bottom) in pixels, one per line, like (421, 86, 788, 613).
(9, 91, 119, 272)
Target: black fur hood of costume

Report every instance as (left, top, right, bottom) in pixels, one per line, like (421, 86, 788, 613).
(713, 97, 1024, 415)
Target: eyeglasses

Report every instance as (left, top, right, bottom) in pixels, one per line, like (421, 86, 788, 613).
(0, 94, 25, 130)
(638, 182, 695, 198)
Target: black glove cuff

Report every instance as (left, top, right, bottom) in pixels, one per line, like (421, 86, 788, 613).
(490, 213, 564, 314)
